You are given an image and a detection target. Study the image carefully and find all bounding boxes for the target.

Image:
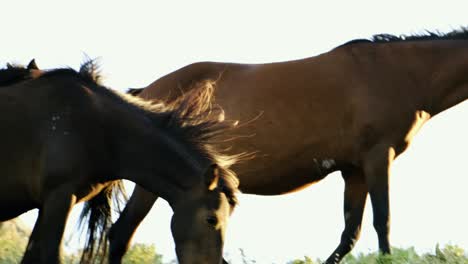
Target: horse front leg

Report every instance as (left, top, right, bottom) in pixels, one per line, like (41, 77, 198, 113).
(363, 143, 394, 254)
(325, 167, 368, 264)
(108, 185, 158, 264)
(21, 184, 76, 264)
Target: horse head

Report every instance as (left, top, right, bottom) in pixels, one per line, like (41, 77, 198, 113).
(170, 164, 237, 264)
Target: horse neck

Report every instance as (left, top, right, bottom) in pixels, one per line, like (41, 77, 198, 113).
(101, 98, 207, 205)
(425, 42, 468, 116)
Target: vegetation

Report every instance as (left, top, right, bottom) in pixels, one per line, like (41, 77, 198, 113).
(0, 219, 163, 264)
(121, 243, 163, 264)
(287, 245, 468, 264)
(64, 243, 163, 264)
(0, 219, 30, 264)
(1, 219, 467, 263)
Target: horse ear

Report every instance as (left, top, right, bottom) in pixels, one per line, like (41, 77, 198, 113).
(205, 164, 220, 190)
(27, 59, 38, 70)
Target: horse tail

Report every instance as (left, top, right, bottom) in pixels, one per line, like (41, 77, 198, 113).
(78, 180, 127, 264)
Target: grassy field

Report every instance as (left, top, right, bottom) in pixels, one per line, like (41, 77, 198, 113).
(1, 220, 467, 263)
(287, 245, 468, 264)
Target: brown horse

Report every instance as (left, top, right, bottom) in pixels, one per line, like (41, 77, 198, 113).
(108, 28, 468, 263)
(0, 60, 241, 264)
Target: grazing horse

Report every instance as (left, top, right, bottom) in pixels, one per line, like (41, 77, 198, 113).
(108, 28, 468, 263)
(0, 60, 241, 264)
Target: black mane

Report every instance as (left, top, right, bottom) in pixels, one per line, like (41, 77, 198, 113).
(40, 60, 103, 85)
(341, 27, 468, 47)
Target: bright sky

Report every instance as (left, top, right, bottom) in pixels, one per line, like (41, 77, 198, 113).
(2, 1, 468, 263)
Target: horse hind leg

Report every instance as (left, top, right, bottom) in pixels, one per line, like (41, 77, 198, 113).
(325, 167, 368, 264)
(362, 143, 394, 255)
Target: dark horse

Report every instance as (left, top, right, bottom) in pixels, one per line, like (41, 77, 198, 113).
(108, 28, 468, 263)
(0, 60, 241, 264)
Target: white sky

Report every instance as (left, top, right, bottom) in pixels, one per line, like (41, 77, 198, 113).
(2, 1, 468, 263)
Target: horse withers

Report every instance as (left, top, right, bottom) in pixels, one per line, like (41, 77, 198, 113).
(109, 28, 468, 263)
(0, 60, 241, 264)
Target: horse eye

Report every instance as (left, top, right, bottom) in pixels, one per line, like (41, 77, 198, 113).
(206, 216, 218, 226)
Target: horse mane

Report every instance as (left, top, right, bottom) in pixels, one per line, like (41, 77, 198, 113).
(162, 80, 244, 205)
(0, 63, 34, 87)
(341, 27, 468, 47)
(140, 80, 244, 205)
(39, 60, 103, 85)
(79, 60, 103, 84)
(40, 60, 242, 205)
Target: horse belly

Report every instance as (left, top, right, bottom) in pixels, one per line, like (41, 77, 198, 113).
(219, 85, 344, 190)
(213, 71, 349, 195)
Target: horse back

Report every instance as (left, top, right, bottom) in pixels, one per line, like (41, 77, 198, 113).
(139, 48, 433, 168)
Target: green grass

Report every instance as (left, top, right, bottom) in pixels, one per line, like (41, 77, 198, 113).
(1, 220, 467, 264)
(288, 245, 468, 264)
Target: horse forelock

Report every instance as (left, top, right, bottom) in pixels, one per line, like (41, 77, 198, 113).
(216, 166, 239, 206)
